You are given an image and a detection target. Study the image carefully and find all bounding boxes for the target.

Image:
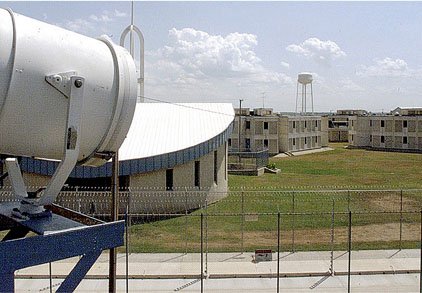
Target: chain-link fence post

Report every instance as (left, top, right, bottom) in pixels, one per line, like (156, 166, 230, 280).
(125, 206, 129, 293)
(292, 191, 295, 253)
(348, 211, 352, 293)
(49, 262, 52, 293)
(330, 198, 335, 276)
(205, 198, 208, 277)
(241, 190, 245, 254)
(419, 210, 422, 292)
(399, 189, 403, 250)
(185, 187, 188, 255)
(347, 190, 351, 212)
(277, 212, 280, 293)
(201, 213, 204, 293)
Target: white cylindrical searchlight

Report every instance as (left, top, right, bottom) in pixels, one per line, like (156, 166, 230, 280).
(0, 8, 137, 166)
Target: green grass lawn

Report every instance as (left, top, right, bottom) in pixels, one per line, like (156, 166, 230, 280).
(125, 144, 422, 253)
(230, 143, 422, 190)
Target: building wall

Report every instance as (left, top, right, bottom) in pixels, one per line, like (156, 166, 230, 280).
(349, 115, 422, 151)
(279, 115, 328, 153)
(130, 142, 227, 193)
(230, 110, 329, 155)
(329, 129, 349, 142)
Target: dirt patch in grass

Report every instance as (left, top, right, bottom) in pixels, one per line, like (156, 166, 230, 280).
(205, 223, 420, 249)
(362, 193, 421, 212)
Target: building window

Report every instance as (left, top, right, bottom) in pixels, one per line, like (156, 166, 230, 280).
(304, 121, 307, 128)
(403, 136, 408, 144)
(245, 121, 251, 129)
(370, 120, 372, 127)
(315, 120, 318, 128)
(315, 136, 318, 143)
(194, 161, 200, 188)
(166, 169, 173, 191)
(305, 137, 307, 144)
(381, 136, 385, 143)
(293, 138, 296, 146)
(245, 138, 250, 150)
(228, 138, 232, 147)
(263, 139, 269, 148)
(403, 120, 408, 128)
(381, 120, 385, 128)
(370, 135, 372, 142)
(213, 151, 218, 184)
(351, 135, 354, 141)
(293, 121, 296, 128)
(351, 120, 354, 127)
(264, 122, 268, 130)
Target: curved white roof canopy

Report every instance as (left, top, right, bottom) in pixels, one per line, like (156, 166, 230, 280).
(120, 102, 235, 161)
(19, 103, 234, 178)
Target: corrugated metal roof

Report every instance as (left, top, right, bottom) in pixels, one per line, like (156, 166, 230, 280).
(119, 103, 235, 161)
(19, 103, 234, 178)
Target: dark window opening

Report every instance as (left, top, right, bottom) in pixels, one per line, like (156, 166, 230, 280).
(381, 136, 385, 143)
(370, 120, 373, 127)
(403, 120, 408, 128)
(315, 136, 318, 143)
(370, 135, 372, 142)
(228, 138, 232, 147)
(315, 120, 318, 127)
(381, 120, 385, 127)
(263, 139, 269, 148)
(304, 121, 307, 128)
(194, 161, 200, 188)
(293, 121, 296, 128)
(213, 151, 218, 184)
(166, 169, 173, 191)
(0, 158, 4, 188)
(263, 122, 269, 130)
(245, 138, 251, 150)
(305, 137, 307, 144)
(293, 138, 296, 146)
(403, 136, 408, 144)
(245, 121, 251, 129)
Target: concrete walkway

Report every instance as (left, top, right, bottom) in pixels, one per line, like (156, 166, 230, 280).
(16, 249, 420, 279)
(274, 147, 333, 158)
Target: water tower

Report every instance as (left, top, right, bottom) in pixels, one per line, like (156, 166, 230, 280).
(296, 72, 314, 114)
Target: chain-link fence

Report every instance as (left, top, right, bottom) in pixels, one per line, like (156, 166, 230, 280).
(2, 188, 422, 291)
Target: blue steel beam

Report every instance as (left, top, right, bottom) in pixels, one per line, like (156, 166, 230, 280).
(57, 250, 102, 292)
(0, 220, 124, 292)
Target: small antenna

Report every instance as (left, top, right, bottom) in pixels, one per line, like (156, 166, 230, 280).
(261, 92, 266, 108)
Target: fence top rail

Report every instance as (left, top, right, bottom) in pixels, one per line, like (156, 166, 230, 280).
(120, 210, 422, 217)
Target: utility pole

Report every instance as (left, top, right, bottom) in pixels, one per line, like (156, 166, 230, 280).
(238, 99, 243, 152)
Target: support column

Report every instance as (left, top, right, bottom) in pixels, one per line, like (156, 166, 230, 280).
(109, 152, 119, 293)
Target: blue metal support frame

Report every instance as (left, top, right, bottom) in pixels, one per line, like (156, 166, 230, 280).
(0, 203, 124, 292)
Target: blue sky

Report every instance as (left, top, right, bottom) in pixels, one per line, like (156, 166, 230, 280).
(3, 1, 422, 112)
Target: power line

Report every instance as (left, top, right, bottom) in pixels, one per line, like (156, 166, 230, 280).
(140, 95, 235, 117)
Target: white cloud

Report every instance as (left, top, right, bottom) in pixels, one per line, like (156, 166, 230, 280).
(143, 28, 295, 104)
(356, 57, 410, 77)
(58, 10, 127, 35)
(114, 10, 127, 18)
(146, 28, 293, 100)
(286, 37, 346, 65)
(61, 18, 95, 34)
(338, 79, 365, 92)
(280, 61, 290, 69)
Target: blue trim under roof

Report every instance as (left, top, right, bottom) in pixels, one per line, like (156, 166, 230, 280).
(20, 123, 233, 178)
